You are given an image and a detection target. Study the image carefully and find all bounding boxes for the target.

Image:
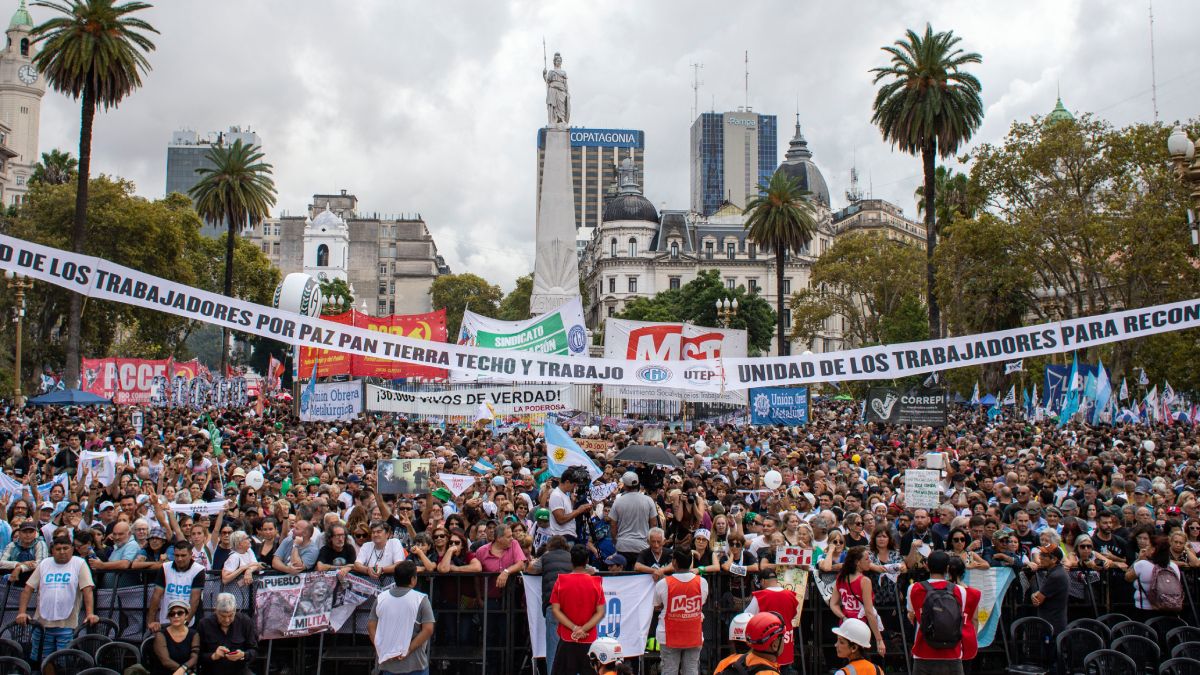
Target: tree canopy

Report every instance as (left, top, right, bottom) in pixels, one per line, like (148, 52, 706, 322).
(429, 273, 502, 340)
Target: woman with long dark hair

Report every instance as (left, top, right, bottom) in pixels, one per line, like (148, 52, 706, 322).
(829, 546, 886, 656)
(1125, 535, 1183, 621)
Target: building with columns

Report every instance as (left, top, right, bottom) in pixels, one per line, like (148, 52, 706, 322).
(0, 0, 45, 205)
(582, 121, 843, 355)
(246, 190, 450, 316)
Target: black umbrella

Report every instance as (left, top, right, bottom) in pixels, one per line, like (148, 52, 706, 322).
(614, 444, 683, 469)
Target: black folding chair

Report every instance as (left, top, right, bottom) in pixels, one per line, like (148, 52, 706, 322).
(1010, 616, 1056, 674)
(73, 617, 119, 639)
(1174, 643, 1200, 661)
(1160, 658, 1200, 675)
(1168, 627, 1200, 653)
(65, 633, 111, 656)
(1113, 620, 1159, 642)
(1084, 649, 1139, 675)
(94, 641, 140, 673)
(1070, 617, 1113, 641)
(41, 647, 94, 675)
(1111, 635, 1161, 675)
(1098, 613, 1131, 628)
(75, 668, 120, 675)
(0, 656, 29, 675)
(1150, 616, 1190, 648)
(1059, 627, 1106, 675)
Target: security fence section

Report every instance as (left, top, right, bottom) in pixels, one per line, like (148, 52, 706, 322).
(0, 566, 1194, 675)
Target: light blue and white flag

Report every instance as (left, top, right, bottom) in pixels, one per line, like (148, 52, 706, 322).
(1119, 378, 1129, 401)
(1002, 386, 1016, 406)
(544, 421, 603, 482)
(471, 458, 495, 474)
(1004, 360, 1023, 375)
(969, 382, 980, 406)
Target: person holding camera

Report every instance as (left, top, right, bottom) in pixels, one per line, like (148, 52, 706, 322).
(549, 467, 592, 543)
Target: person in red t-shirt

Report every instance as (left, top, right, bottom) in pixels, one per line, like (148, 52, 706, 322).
(947, 557, 981, 663)
(550, 545, 606, 675)
(906, 551, 966, 675)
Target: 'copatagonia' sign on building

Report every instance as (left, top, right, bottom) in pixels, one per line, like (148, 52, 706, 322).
(538, 128, 644, 149)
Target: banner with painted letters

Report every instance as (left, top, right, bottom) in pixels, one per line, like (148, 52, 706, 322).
(5, 233, 1200, 392)
(80, 357, 204, 405)
(366, 383, 574, 417)
(299, 380, 363, 422)
(452, 299, 588, 382)
(604, 319, 747, 402)
(864, 387, 948, 427)
(255, 571, 341, 639)
(0, 472, 68, 502)
(437, 473, 476, 497)
(749, 387, 809, 426)
(299, 309, 448, 380)
(523, 574, 655, 658)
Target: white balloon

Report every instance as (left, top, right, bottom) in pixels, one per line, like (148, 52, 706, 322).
(245, 470, 264, 490)
(764, 470, 783, 490)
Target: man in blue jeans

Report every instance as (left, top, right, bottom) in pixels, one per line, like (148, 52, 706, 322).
(16, 535, 99, 665)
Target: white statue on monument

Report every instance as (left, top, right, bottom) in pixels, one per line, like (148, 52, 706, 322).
(544, 52, 569, 127)
(531, 50, 581, 315)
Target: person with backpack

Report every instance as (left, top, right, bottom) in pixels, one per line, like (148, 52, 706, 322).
(831, 618, 882, 675)
(1125, 534, 1183, 621)
(905, 551, 967, 675)
(713, 611, 787, 675)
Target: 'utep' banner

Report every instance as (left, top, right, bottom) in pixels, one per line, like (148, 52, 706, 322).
(5, 233, 1200, 391)
(749, 387, 809, 426)
(604, 319, 746, 403)
(300, 309, 448, 380)
(523, 574, 655, 658)
(864, 387, 948, 427)
(366, 383, 575, 417)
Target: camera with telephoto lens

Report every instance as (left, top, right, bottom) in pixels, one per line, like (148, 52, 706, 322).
(563, 466, 592, 505)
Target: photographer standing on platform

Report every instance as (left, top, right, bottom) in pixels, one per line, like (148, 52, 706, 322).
(549, 467, 593, 544)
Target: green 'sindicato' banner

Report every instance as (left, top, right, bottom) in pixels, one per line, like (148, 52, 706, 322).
(2, 232, 1200, 392)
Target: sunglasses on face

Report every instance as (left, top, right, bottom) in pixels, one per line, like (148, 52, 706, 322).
(168, 610, 187, 618)
(1077, 544, 1092, 549)
(951, 537, 967, 543)
(354, 533, 369, 540)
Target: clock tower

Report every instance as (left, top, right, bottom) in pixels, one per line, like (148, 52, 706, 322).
(0, 0, 44, 205)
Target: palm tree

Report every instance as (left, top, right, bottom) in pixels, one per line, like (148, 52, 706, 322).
(871, 23, 983, 339)
(745, 172, 818, 356)
(914, 165, 976, 229)
(189, 139, 276, 375)
(31, 0, 158, 387)
(30, 148, 78, 185)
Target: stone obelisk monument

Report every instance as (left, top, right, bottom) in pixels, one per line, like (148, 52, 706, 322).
(530, 51, 581, 315)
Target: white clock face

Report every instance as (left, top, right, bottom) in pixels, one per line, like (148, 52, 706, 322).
(17, 64, 36, 85)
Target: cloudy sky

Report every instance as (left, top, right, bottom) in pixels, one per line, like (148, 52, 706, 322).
(31, 0, 1200, 291)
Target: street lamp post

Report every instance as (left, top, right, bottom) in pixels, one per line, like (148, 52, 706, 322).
(715, 297, 738, 328)
(5, 271, 31, 404)
(1167, 127, 1200, 251)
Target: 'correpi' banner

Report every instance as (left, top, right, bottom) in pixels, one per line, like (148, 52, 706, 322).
(3, 233, 1200, 390)
(0, 233, 721, 391)
(366, 383, 574, 417)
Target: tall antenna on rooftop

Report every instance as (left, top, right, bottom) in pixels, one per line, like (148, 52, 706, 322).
(744, 50, 750, 109)
(847, 150, 863, 204)
(1149, 0, 1160, 121)
(690, 62, 704, 120)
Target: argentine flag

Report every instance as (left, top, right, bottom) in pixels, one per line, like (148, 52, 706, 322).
(471, 458, 495, 474)
(544, 422, 602, 482)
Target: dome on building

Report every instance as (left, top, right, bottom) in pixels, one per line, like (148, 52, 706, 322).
(775, 120, 830, 207)
(1046, 96, 1074, 124)
(602, 157, 658, 223)
(309, 205, 347, 232)
(9, 0, 31, 29)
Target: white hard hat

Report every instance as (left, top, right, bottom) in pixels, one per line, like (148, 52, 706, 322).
(729, 613, 753, 642)
(588, 637, 623, 664)
(831, 618, 872, 648)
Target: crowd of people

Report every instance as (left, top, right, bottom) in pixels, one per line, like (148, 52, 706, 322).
(0, 394, 1196, 675)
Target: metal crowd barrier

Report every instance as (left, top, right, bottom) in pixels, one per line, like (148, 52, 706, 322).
(0, 565, 1197, 675)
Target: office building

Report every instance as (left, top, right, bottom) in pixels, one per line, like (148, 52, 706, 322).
(166, 126, 262, 237)
(831, 198, 926, 247)
(689, 110, 776, 216)
(0, 1, 45, 206)
(246, 190, 451, 316)
(536, 127, 644, 230)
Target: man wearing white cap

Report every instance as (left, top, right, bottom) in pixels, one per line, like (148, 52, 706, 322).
(832, 618, 882, 675)
(608, 471, 657, 571)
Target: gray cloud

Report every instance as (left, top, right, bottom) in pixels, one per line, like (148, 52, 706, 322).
(33, 0, 1200, 291)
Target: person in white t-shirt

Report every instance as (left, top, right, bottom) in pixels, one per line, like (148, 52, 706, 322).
(16, 536, 99, 662)
(222, 531, 264, 585)
(548, 469, 591, 541)
(353, 521, 407, 580)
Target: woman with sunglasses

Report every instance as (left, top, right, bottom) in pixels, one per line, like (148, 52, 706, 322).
(719, 535, 758, 610)
(1185, 520, 1200, 555)
(947, 527, 989, 570)
(150, 599, 199, 675)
